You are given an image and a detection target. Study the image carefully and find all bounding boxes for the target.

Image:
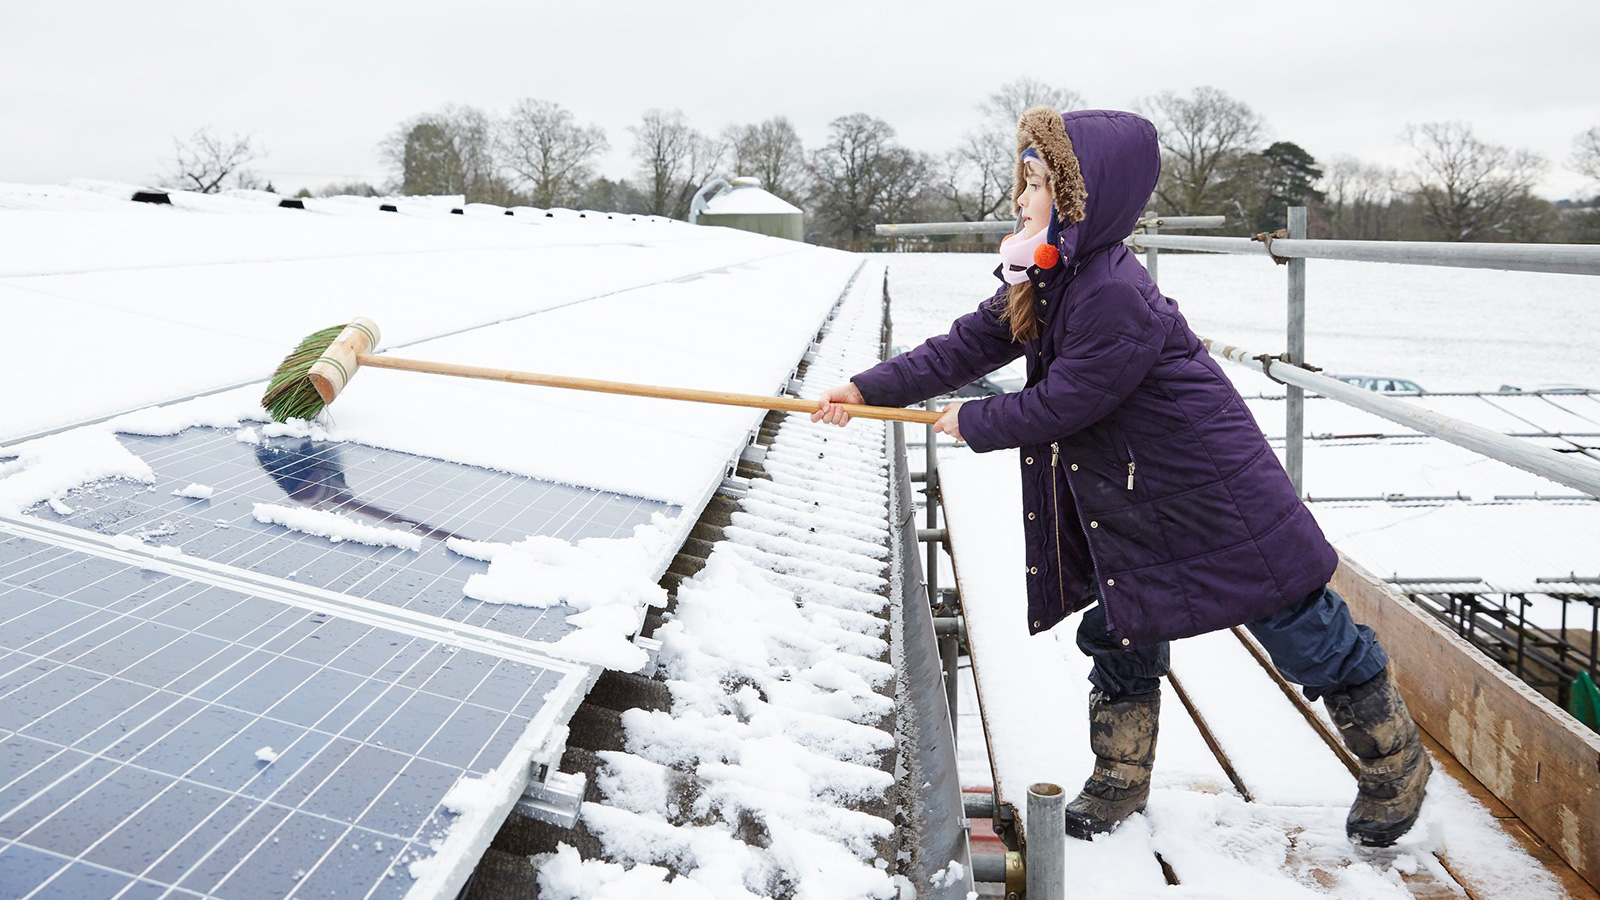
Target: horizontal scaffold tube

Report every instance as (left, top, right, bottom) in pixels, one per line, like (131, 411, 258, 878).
(1135, 214, 1226, 230)
(1128, 234, 1600, 276)
(877, 214, 1227, 238)
(875, 221, 1016, 236)
(1202, 338, 1600, 498)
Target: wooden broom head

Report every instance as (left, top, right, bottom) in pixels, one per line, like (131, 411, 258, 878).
(307, 317, 381, 405)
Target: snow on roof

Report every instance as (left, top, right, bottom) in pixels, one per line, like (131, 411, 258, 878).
(537, 264, 919, 898)
(0, 182, 853, 481)
(702, 182, 802, 217)
(0, 182, 891, 897)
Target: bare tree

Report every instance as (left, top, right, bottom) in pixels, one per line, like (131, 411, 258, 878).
(630, 109, 723, 218)
(938, 131, 1012, 222)
(380, 104, 510, 203)
(1322, 155, 1402, 240)
(807, 113, 932, 246)
(499, 99, 608, 208)
(1406, 121, 1547, 241)
(1573, 126, 1600, 187)
(978, 77, 1085, 134)
(949, 78, 1086, 221)
(163, 128, 264, 193)
(1139, 86, 1265, 216)
(878, 146, 936, 226)
(723, 117, 807, 203)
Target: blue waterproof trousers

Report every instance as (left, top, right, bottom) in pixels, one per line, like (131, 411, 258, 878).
(1076, 585, 1388, 701)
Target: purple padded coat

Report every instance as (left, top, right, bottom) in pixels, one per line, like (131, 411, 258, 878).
(853, 110, 1337, 648)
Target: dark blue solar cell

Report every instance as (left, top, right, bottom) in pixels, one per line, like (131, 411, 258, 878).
(85, 781, 234, 873)
(0, 751, 110, 840)
(174, 800, 292, 896)
(24, 764, 169, 858)
(0, 842, 69, 900)
(25, 859, 133, 900)
(296, 824, 409, 900)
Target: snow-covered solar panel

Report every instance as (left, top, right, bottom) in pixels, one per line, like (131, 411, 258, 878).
(0, 531, 581, 900)
(24, 428, 672, 643)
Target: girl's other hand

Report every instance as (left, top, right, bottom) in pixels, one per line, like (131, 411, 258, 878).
(812, 383, 864, 426)
(934, 401, 964, 441)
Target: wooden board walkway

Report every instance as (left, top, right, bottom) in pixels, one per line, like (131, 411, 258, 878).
(938, 450, 1595, 899)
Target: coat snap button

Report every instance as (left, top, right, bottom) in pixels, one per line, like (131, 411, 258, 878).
(1121, 638, 1131, 646)
(1036, 281, 1046, 288)
(1029, 566, 1038, 575)
(1090, 521, 1099, 528)
(1025, 456, 1034, 465)
(1041, 298, 1048, 305)
(1106, 578, 1115, 586)
(1070, 464, 1079, 471)
(1034, 621, 1041, 628)
(1027, 512, 1036, 520)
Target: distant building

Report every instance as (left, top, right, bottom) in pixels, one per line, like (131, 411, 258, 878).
(691, 176, 803, 241)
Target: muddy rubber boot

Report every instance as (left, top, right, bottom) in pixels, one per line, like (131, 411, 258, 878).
(1324, 667, 1432, 847)
(1063, 689, 1159, 840)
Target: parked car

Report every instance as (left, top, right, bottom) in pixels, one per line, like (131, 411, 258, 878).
(1327, 374, 1425, 394)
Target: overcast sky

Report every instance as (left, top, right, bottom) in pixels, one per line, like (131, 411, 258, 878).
(5, 0, 1597, 201)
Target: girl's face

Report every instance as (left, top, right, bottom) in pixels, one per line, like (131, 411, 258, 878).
(1017, 159, 1052, 237)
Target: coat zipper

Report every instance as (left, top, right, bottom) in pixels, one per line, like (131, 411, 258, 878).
(1049, 442, 1066, 616)
(1058, 440, 1119, 637)
(1125, 442, 1137, 491)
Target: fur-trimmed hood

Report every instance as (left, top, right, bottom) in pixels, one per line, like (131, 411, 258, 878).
(1015, 108, 1161, 263)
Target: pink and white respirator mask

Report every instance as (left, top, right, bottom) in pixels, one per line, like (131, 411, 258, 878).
(999, 227, 1051, 285)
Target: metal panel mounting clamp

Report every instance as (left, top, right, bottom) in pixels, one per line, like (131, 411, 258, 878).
(515, 770, 588, 830)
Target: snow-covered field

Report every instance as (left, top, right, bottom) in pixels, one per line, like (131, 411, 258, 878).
(878, 251, 1600, 393)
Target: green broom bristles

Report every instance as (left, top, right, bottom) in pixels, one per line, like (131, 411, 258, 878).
(262, 325, 344, 423)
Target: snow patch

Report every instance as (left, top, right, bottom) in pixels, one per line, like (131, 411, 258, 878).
(460, 515, 675, 670)
(462, 516, 671, 611)
(445, 537, 505, 562)
(0, 427, 154, 517)
(108, 534, 183, 559)
(252, 503, 423, 551)
(173, 483, 214, 500)
(255, 746, 278, 764)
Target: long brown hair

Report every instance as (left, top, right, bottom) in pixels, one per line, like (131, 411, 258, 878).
(1001, 280, 1040, 344)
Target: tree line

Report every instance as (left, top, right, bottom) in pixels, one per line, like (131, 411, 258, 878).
(162, 81, 1600, 247)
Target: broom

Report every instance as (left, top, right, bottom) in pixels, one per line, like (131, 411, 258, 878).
(262, 318, 945, 426)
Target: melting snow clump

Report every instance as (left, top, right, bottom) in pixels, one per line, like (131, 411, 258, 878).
(253, 503, 424, 551)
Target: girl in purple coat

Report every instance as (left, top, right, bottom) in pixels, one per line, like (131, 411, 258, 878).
(814, 107, 1430, 846)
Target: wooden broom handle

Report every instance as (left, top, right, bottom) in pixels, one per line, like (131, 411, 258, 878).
(355, 352, 947, 425)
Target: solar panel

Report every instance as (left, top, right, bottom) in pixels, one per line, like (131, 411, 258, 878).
(26, 428, 673, 643)
(0, 531, 581, 900)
